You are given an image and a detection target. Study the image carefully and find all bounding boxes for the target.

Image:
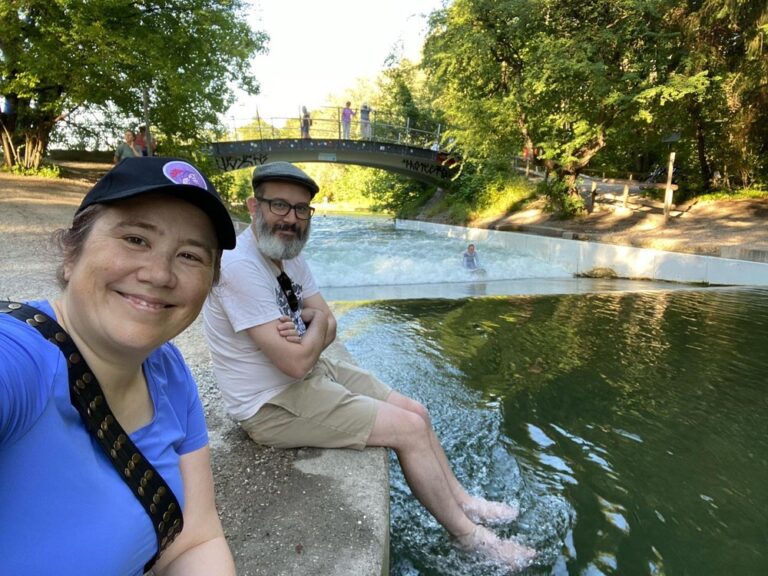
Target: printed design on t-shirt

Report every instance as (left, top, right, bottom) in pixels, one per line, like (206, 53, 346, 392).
(275, 279, 307, 336)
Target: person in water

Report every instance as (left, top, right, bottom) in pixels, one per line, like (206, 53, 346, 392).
(202, 161, 536, 571)
(463, 243, 480, 270)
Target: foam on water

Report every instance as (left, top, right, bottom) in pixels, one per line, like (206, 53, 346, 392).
(304, 215, 569, 288)
(340, 305, 573, 575)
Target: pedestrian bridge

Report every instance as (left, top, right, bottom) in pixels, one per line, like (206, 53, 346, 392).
(209, 138, 459, 186)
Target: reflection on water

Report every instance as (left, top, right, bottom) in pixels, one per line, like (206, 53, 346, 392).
(336, 288, 768, 575)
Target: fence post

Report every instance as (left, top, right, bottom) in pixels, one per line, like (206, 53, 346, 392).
(663, 151, 676, 224)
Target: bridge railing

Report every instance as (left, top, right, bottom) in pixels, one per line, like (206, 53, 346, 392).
(227, 106, 443, 150)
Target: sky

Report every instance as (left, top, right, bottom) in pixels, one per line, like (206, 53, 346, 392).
(225, 0, 445, 127)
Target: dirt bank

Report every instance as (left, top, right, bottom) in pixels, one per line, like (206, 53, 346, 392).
(475, 194, 768, 257)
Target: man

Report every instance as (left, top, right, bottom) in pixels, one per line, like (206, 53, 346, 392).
(203, 162, 535, 570)
(359, 102, 372, 139)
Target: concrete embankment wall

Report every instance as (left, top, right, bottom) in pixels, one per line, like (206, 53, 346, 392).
(397, 219, 768, 286)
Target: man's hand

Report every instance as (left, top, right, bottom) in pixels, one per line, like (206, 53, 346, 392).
(276, 315, 301, 343)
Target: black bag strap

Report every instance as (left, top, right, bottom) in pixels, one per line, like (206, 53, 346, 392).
(1, 301, 183, 571)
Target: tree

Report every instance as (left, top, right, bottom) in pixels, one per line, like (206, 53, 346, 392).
(423, 0, 676, 195)
(659, 0, 768, 188)
(0, 0, 267, 169)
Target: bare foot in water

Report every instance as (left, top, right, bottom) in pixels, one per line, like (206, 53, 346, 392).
(456, 525, 536, 571)
(462, 496, 520, 525)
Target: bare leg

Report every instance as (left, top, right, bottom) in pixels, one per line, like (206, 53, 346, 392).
(366, 399, 535, 569)
(385, 391, 519, 524)
(366, 401, 476, 537)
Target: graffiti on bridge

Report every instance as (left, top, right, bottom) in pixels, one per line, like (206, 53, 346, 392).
(215, 153, 270, 171)
(401, 158, 453, 180)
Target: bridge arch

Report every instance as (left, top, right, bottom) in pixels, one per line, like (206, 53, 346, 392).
(209, 138, 459, 186)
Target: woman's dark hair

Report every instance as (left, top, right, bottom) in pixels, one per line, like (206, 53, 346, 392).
(53, 203, 222, 288)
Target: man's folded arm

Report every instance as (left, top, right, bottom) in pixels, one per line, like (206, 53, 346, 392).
(303, 292, 337, 349)
(246, 309, 329, 379)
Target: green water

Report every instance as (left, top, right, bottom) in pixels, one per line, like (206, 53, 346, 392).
(337, 288, 768, 576)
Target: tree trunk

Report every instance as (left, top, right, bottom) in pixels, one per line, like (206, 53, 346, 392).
(23, 127, 49, 170)
(0, 131, 15, 169)
(0, 95, 19, 169)
(692, 103, 711, 191)
(0, 118, 54, 170)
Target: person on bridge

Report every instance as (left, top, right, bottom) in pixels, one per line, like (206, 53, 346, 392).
(300, 106, 311, 139)
(202, 161, 536, 572)
(1, 157, 237, 575)
(341, 101, 355, 139)
(360, 102, 372, 139)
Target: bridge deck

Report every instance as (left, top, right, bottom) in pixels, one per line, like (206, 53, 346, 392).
(210, 138, 458, 186)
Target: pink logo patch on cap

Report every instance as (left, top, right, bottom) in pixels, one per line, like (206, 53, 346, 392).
(162, 161, 208, 190)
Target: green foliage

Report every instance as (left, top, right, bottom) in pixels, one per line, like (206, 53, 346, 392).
(0, 0, 267, 169)
(418, 0, 768, 200)
(537, 178, 584, 218)
(696, 187, 768, 203)
(365, 170, 433, 217)
(7, 161, 61, 179)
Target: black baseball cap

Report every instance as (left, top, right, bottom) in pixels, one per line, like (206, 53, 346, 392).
(251, 161, 320, 198)
(77, 157, 236, 249)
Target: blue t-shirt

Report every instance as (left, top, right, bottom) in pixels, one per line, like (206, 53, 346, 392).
(463, 250, 479, 270)
(0, 301, 209, 576)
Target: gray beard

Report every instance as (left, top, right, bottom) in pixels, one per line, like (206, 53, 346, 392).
(253, 208, 310, 261)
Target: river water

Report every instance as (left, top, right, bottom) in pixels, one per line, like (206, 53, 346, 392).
(305, 216, 768, 576)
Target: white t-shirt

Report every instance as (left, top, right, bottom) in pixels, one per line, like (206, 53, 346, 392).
(203, 226, 319, 421)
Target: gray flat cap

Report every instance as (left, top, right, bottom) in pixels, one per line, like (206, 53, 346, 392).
(251, 161, 320, 197)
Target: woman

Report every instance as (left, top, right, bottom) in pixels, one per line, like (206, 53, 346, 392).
(0, 157, 237, 575)
(114, 129, 143, 163)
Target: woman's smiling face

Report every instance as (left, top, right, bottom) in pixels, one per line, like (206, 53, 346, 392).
(60, 193, 217, 358)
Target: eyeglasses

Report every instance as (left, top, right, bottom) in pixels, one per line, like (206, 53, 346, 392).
(276, 271, 299, 312)
(258, 197, 315, 220)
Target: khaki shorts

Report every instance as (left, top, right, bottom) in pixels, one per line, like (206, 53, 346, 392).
(240, 356, 392, 450)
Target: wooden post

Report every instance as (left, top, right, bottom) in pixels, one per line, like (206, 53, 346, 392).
(588, 181, 597, 213)
(142, 86, 153, 155)
(622, 184, 629, 208)
(663, 151, 676, 224)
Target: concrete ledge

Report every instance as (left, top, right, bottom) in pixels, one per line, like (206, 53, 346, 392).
(720, 245, 768, 263)
(397, 219, 768, 286)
